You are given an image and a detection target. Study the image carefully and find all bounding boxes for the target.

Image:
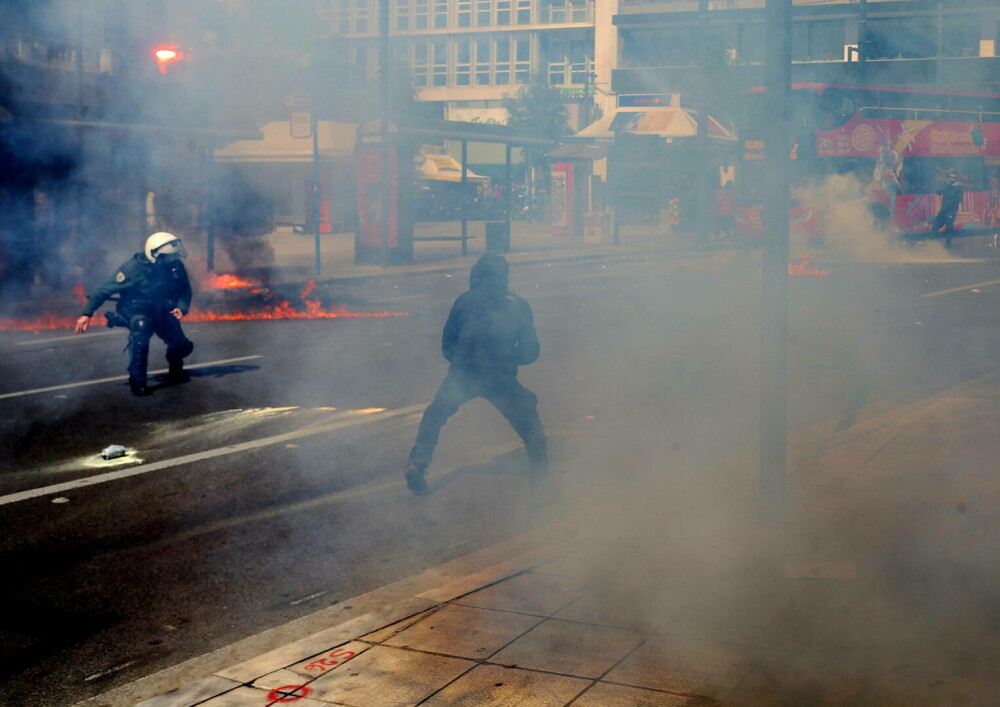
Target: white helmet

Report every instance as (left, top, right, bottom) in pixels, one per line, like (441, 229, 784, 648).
(145, 232, 187, 262)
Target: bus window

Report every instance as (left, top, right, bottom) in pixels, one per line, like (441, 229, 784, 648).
(817, 88, 856, 130)
(900, 157, 985, 195)
(948, 94, 1000, 122)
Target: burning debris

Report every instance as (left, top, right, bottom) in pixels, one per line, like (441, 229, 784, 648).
(0, 278, 408, 332)
(788, 256, 829, 277)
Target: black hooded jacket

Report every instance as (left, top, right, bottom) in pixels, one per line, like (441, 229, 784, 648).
(441, 254, 539, 375)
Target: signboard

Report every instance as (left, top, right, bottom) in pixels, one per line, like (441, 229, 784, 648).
(550, 163, 574, 236)
(357, 145, 399, 249)
(618, 94, 674, 108)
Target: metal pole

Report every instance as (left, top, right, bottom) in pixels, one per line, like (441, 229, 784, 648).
(311, 109, 322, 275)
(858, 0, 867, 83)
(461, 140, 468, 256)
(759, 0, 791, 523)
(379, 0, 391, 268)
(696, 0, 711, 245)
(505, 143, 513, 237)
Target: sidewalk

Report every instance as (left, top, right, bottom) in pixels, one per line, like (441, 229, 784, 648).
(84, 362, 1000, 706)
(212, 221, 705, 287)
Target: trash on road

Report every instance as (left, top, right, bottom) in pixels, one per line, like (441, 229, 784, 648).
(100, 445, 128, 460)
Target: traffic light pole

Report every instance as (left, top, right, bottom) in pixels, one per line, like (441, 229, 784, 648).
(379, 0, 391, 268)
(759, 0, 791, 523)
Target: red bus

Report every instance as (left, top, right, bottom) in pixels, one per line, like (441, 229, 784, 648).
(738, 83, 1000, 241)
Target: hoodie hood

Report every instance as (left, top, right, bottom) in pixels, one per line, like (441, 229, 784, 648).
(470, 253, 509, 290)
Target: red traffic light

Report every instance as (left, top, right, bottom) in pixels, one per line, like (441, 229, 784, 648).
(153, 46, 184, 74)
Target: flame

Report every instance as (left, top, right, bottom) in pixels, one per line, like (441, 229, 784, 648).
(0, 281, 408, 332)
(788, 256, 829, 277)
(206, 272, 255, 289)
(73, 282, 87, 305)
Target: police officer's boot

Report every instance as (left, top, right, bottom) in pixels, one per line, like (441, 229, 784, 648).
(164, 360, 190, 384)
(129, 377, 151, 396)
(404, 462, 429, 496)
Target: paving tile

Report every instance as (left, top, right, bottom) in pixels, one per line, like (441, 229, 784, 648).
(198, 685, 331, 706)
(490, 619, 643, 679)
(216, 597, 436, 683)
(420, 664, 590, 706)
(531, 551, 592, 580)
(453, 572, 587, 616)
(835, 423, 905, 452)
(360, 609, 437, 643)
(572, 682, 694, 706)
(784, 562, 857, 580)
(134, 675, 242, 707)
(553, 590, 651, 631)
(383, 604, 543, 659)
(604, 635, 747, 697)
(307, 645, 474, 706)
(284, 641, 371, 680)
(416, 543, 577, 603)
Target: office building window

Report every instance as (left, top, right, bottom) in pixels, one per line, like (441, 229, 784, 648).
(792, 19, 843, 62)
(497, 0, 511, 27)
(456, 37, 472, 85)
(412, 41, 428, 86)
(395, 0, 410, 30)
(354, 0, 368, 33)
(415, 0, 429, 30)
(477, 0, 491, 27)
(432, 39, 448, 86)
(495, 37, 510, 85)
(433, 0, 448, 29)
(457, 0, 471, 28)
(941, 13, 979, 57)
(514, 37, 531, 83)
(476, 39, 491, 84)
(540, 0, 590, 24)
(738, 22, 765, 64)
(547, 36, 591, 85)
(868, 17, 936, 59)
(516, 0, 532, 25)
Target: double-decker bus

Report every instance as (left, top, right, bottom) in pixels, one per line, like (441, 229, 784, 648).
(738, 83, 1000, 242)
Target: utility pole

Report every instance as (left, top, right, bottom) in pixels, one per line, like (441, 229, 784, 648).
(379, 0, 391, 268)
(858, 0, 868, 83)
(759, 0, 791, 523)
(696, 0, 711, 245)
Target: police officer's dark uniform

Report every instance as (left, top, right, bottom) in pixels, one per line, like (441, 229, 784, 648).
(75, 232, 194, 396)
(405, 254, 548, 496)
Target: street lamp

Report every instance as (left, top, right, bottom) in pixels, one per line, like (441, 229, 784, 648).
(152, 46, 184, 74)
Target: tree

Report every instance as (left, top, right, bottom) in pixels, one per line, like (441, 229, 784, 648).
(502, 75, 570, 186)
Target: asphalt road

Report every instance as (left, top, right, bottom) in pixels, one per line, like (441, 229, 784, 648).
(0, 242, 998, 706)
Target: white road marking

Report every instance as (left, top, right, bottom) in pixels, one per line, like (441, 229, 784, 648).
(16, 330, 121, 346)
(922, 278, 1000, 298)
(0, 355, 262, 401)
(0, 404, 426, 507)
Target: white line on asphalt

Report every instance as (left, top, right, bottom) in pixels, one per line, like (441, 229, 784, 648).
(16, 330, 121, 346)
(0, 403, 426, 507)
(921, 278, 1000, 298)
(0, 355, 263, 401)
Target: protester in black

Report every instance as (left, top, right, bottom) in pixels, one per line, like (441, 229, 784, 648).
(74, 232, 193, 396)
(405, 254, 548, 497)
(931, 173, 964, 249)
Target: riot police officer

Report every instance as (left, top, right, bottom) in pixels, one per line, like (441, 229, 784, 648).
(405, 254, 550, 498)
(74, 232, 194, 396)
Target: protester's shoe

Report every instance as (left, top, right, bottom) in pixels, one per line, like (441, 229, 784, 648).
(129, 378, 151, 397)
(163, 367, 190, 385)
(405, 463, 429, 496)
(530, 474, 558, 507)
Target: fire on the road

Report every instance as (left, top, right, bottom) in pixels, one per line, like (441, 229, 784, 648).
(0, 278, 408, 331)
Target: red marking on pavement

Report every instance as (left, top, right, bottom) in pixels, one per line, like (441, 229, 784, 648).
(303, 647, 357, 672)
(268, 684, 311, 702)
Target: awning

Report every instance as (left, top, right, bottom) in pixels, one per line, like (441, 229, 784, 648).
(547, 143, 608, 160)
(419, 153, 490, 183)
(214, 120, 354, 163)
(572, 106, 736, 143)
